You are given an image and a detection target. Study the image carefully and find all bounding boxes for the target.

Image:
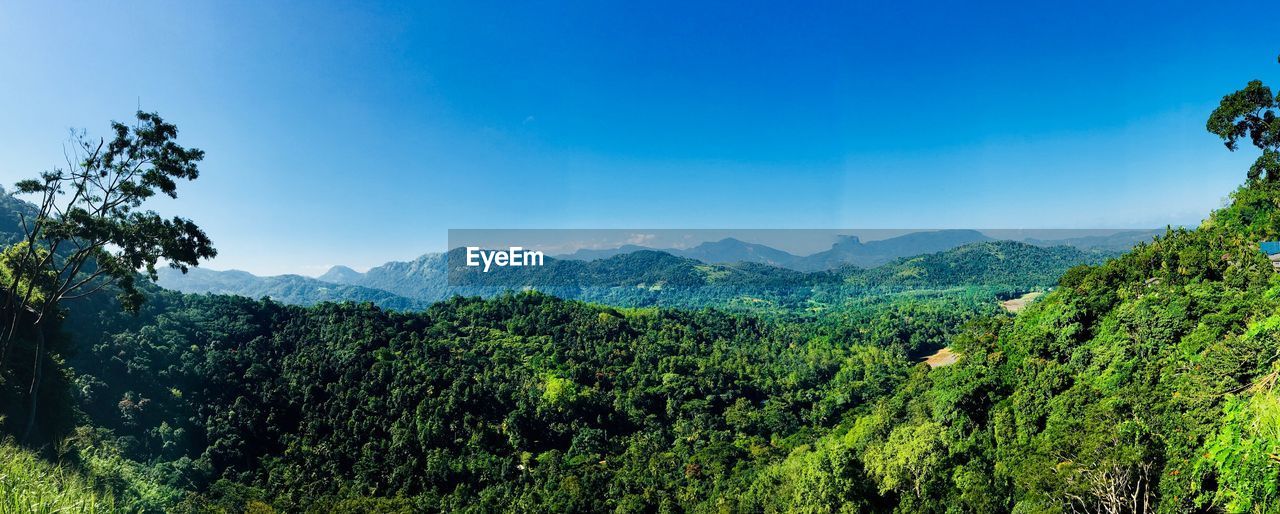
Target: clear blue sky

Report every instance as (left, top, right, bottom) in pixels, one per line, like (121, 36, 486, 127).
(0, 1, 1273, 275)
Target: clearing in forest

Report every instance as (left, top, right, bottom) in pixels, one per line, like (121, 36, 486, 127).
(923, 347, 960, 368)
(1000, 291, 1043, 313)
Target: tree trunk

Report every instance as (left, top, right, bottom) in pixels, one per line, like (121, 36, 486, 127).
(21, 324, 44, 443)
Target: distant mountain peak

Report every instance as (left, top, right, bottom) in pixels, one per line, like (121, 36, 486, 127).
(678, 238, 800, 266)
(686, 238, 752, 251)
(832, 235, 862, 247)
(795, 231, 990, 271)
(318, 265, 364, 284)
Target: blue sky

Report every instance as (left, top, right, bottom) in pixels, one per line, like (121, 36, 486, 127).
(0, 1, 1274, 275)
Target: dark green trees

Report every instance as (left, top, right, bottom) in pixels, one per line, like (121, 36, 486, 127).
(1, 111, 215, 442)
(1207, 56, 1280, 182)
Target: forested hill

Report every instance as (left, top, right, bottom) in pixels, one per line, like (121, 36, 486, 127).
(157, 241, 1113, 310)
(763, 181, 1280, 512)
(53, 287, 973, 511)
(0, 187, 37, 246)
(841, 240, 1110, 289)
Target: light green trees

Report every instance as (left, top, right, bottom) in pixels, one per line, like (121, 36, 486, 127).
(861, 420, 946, 499)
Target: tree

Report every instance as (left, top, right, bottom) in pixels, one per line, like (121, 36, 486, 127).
(1206, 55, 1280, 182)
(0, 111, 216, 441)
(862, 420, 946, 500)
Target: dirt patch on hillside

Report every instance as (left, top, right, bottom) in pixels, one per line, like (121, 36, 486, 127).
(1000, 291, 1044, 313)
(923, 347, 960, 368)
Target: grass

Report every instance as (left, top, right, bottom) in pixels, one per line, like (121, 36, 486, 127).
(0, 443, 114, 514)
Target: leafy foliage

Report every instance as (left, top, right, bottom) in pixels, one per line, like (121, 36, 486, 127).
(1207, 73, 1280, 182)
(57, 289, 983, 511)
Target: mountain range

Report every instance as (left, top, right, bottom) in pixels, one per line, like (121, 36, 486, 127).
(153, 267, 426, 310)
(156, 238, 1118, 309)
(556, 229, 1158, 270)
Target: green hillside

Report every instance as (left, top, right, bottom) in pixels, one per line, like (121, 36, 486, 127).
(740, 181, 1280, 512)
(842, 240, 1112, 290)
